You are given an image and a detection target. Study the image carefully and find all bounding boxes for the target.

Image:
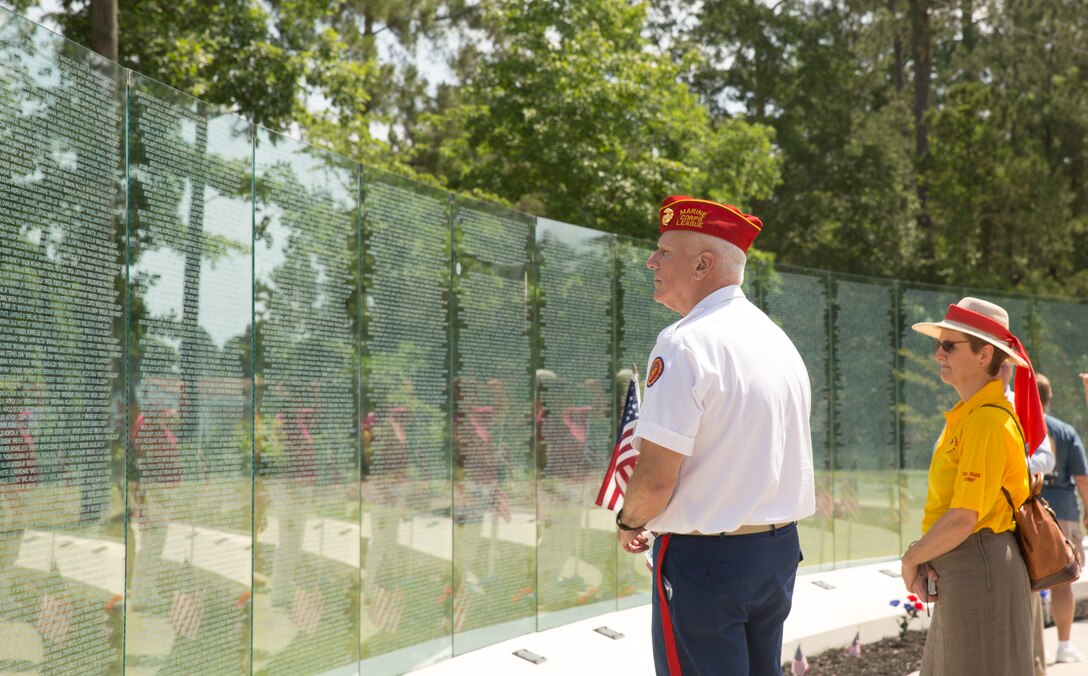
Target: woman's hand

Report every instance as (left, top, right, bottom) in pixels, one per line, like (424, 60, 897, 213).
(901, 554, 923, 595)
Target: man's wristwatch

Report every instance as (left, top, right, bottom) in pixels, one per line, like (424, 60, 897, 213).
(616, 509, 644, 532)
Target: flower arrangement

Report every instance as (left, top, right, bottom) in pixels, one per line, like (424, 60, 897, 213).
(890, 595, 925, 641)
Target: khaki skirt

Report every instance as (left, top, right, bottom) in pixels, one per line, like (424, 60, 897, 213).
(921, 529, 1033, 676)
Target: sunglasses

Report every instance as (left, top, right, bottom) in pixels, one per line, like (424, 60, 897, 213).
(933, 339, 971, 354)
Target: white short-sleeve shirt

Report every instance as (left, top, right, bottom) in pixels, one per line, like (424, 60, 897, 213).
(633, 285, 816, 534)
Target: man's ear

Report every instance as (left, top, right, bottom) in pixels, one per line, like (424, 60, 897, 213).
(693, 251, 714, 279)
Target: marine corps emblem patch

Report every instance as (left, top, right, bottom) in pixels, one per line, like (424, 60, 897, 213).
(661, 207, 674, 226)
(647, 357, 664, 387)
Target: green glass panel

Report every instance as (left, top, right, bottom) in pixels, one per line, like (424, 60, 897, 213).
(613, 237, 671, 609)
(764, 269, 832, 569)
(535, 218, 616, 630)
(832, 280, 899, 565)
(252, 129, 360, 674)
(898, 287, 962, 546)
(0, 9, 126, 674)
(359, 168, 452, 673)
(1033, 299, 1088, 432)
(450, 198, 535, 653)
(125, 74, 254, 673)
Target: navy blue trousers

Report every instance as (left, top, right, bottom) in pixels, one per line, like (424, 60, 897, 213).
(651, 524, 801, 676)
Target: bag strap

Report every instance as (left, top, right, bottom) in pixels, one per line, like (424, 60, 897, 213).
(979, 403, 1030, 513)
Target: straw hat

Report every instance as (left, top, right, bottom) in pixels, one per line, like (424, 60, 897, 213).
(911, 296, 1028, 367)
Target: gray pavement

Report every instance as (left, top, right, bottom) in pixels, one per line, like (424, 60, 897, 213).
(410, 560, 1088, 676)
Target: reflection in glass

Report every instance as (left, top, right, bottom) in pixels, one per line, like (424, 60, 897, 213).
(613, 237, 671, 607)
(535, 219, 615, 629)
(764, 270, 832, 568)
(253, 130, 360, 674)
(898, 287, 961, 546)
(1033, 300, 1088, 431)
(6, 6, 1088, 669)
(450, 199, 535, 654)
(126, 75, 253, 673)
(832, 280, 898, 563)
(0, 10, 126, 674)
(360, 169, 452, 673)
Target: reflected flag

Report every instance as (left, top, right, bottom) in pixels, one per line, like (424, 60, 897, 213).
(291, 586, 325, 635)
(595, 374, 640, 511)
(168, 590, 206, 640)
(847, 630, 862, 657)
(453, 583, 470, 633)
(791, 645, 810, 675)
(36, 593, 72, 644)
(836, 481, 861, 521)
(369, 584, 404, 634)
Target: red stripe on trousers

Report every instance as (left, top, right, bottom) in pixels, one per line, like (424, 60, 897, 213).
(655, 534, 682, 675)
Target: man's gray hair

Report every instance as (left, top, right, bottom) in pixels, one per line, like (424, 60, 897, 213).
(692, 232, 747, 284)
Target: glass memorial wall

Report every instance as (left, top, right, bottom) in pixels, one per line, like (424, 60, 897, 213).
(359, 168, 452, 675)
(450, 197, 534, 653)
(0, 11, 125, 674)
(4, 6, 1088, 674)
(535, 218, 616, 630)
(126, 73, 255, 673)
(252, 128, 360, 674)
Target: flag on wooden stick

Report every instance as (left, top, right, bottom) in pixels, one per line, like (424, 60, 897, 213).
(595, 373, 640, 512)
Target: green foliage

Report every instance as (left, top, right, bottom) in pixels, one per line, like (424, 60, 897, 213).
(685, 0, 1088, 297)
(19, 0, 1088, 296)
(424, 0, 781, 237)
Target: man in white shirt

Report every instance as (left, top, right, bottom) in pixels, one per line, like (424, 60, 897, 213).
(616, 195, 815, 676)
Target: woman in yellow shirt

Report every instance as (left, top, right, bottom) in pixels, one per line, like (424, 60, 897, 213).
(901, 297, 1047, 676)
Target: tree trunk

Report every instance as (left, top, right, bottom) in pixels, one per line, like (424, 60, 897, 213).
(890, 0, 904, 93)
(960, 0, 975, 52)
(90, 0, 118, 62)
(908, 0, 934, 267)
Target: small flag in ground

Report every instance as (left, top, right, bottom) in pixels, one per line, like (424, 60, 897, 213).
(595, 374, 640, 512)
(168, 590, 206, 640)
(36, 593, 72, 644)
(290, 586, 325, 635)
(791, 645, 810, 675)
(369, 584, 404, 634)
(847, 630, 862, 657)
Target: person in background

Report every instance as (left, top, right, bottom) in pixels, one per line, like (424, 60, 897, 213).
(902, 296, 1045, 675)
(617, 196, 815, 676)
(1037, 374, 1088, 664)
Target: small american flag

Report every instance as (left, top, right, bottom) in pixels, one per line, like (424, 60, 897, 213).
(168, 590, 206, 640)
(847, 630, 862, 657)
(595, 374, 640, 511)
(369, 584, 404, 634)
(36, 593, 72, 644)
(791, 645, 810, 675)
(290, 586, 325, 635)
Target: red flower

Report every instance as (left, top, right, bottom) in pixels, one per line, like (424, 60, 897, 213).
(235, 591, 252, 607)
(907, 594, 918, 602)
(914, 602, 924, 611)
(104, 594, 123, 612)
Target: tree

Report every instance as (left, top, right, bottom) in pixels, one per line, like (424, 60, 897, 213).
(41, 0, 388, 161)
(419, 0, 780, 236)
(689, 0, 921, 278)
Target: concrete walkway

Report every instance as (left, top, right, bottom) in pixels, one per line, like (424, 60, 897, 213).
(410, 560, 1088, 676)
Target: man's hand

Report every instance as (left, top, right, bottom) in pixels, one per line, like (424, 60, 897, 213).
(618, 528, 650, 554)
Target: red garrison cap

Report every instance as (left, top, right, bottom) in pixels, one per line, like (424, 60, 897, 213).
(658, 195, 763, 253)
